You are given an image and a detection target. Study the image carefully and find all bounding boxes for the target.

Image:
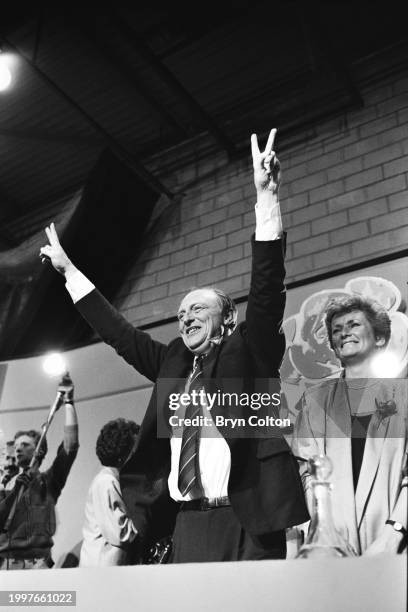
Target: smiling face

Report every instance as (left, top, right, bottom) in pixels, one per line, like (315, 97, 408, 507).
(178, 289, 225, 355)
(14, 435, 36, 469)
(330, 310, 385, 366)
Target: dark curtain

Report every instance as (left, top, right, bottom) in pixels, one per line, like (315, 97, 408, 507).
(0, 149, 158, 360)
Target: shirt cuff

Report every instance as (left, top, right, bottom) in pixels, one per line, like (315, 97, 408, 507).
(65, 268, 95, 304)
(255, 201, 283, 241)
(116, 509, 138, 543)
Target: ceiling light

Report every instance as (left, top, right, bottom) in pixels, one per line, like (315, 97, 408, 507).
(371, 351, 403, 378)
(0, 50, 12, 91)
(42, 352, 67, 377)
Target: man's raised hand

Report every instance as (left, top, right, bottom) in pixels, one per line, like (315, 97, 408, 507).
(39, 223, 73, 276)
(251, 128, 281, 195)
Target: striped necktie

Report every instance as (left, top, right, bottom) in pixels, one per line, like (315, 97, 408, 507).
(178, 355, 205, 497)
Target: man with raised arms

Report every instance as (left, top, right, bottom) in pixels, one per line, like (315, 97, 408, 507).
(40, 129, 308, 563)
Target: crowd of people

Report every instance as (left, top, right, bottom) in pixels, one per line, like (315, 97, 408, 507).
(0, 128, 406, 569)
(0, 383, 78, 569)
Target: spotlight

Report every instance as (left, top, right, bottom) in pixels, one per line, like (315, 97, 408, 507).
(0, 50, 12, 91)
(371, 351, 403, 378)
(42, 353, 67, 377)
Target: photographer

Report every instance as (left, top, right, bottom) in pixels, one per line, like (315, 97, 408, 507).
(0, 380, 79, 570)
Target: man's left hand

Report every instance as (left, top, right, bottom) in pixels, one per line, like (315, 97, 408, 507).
(251, 128, 281, 195)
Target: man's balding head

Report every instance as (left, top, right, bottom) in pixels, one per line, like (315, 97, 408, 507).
(177, 287, 237, 355)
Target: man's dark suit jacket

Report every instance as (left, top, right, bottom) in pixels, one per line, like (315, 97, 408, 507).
(76, 236, 309, 549)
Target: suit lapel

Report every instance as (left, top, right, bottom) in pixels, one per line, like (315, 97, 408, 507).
(202, 343, 222, 379)
(325, 379, 360, 553)
(355, 399, 391, 527)
(149, 342, 193, 438)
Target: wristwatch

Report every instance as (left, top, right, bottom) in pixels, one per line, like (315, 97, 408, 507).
(385, 520, 407, 537)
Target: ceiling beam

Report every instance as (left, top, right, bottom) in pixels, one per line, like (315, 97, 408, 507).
(0, 228, 18, 249)
(0, 188, 21, 247)
(1, 36, 174, 198)
(297, 5, 363, 109)
(0, 125, 103, 147)
(144, 1, 258, 60)
(71, 14, 189, 140)
(111, 12, 238, 158)
(32, 9, 44, 63)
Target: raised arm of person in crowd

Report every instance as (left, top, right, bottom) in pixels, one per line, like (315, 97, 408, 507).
(0, 382, 79, 527)
(43, 377, 79, 503)
(60, 377, 79, 454)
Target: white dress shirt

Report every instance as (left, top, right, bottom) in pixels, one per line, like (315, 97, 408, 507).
(79, 466, 137, 567)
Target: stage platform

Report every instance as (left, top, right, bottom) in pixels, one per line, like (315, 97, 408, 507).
(0, 555, 405, 611)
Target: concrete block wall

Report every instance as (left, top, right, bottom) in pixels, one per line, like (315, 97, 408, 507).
(116, 71, 408, 327)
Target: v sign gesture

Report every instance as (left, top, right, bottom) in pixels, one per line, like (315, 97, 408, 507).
(251, 128, 281, 195)
(40, 222, 75, 276)
(251, 128, 283, 240)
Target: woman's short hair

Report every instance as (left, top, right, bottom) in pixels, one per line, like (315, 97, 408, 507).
(96, 419, 140, 467)
(324, 295, 391, 349)
(14, 430, 48, 464)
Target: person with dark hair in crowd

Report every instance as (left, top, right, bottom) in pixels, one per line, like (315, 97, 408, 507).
(0, 382, 79, 570)
(0, 442, 18, 488)
(79, 418, 140, 567)
(40, 128, 308, 563)
(292, 295, 407, 555)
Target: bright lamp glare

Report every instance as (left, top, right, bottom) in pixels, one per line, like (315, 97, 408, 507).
(371, 351, 403, 378)
(43, 353, 67, 377)
(0, 55, 12, 91)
